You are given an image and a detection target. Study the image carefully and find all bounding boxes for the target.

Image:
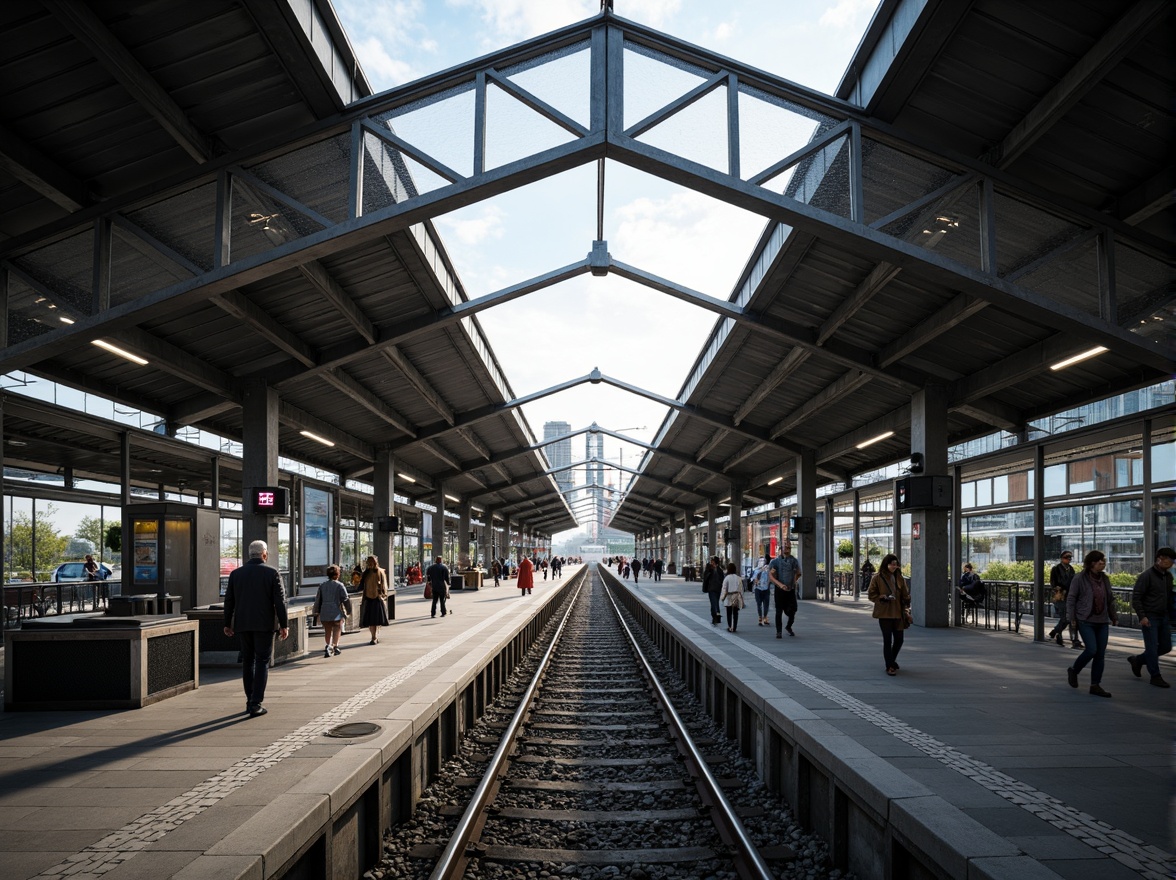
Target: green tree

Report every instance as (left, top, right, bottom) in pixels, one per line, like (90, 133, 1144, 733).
(6, 505, 71, 578)
(76, 515, 106, 557)
(837, 539, 854, 560)
(105, 524, 122, 554)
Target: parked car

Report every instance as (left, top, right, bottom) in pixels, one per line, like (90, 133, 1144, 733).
(51, 561, 113, 582)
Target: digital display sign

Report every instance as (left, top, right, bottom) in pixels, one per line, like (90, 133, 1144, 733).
(252, 486, 289, 515)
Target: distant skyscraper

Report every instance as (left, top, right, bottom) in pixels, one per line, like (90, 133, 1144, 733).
(544, 421, 573, 496)
(586, 430, 605, 541)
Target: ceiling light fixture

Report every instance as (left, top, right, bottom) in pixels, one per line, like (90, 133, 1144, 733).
(856, 430, 895, 449)
(1049, 346, 1108, 371)
(299, 430, 335, 447)
(767, 476, 783, 486)
(445, 494, 461, 503)
(397, 472, 417, 483)
(91, 339, 148, 365)
(59, 316, 75, 324)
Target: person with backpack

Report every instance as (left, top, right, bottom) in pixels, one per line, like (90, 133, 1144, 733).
(358, 555, 389, 644)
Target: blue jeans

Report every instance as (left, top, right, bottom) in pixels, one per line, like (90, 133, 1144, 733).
(1138, 615, 1172, 677)
(1072, 620, 1110, 684)
(708, 590, 721, 621)
(754, 588, 771, 617)
(239, 630, 274, 708)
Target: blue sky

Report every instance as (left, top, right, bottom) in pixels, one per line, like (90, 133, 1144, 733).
(330, 0, 880, 532)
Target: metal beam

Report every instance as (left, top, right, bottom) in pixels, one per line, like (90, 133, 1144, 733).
(733, 347, 809, 425)
(817, 262, 901, 346)
(876, 294, 988, 368)
(279, 401, 373, 460)
(383, 346, 455, 424)
(695, 428, 728, 462)
(771, 370, 872, 438)
(322, 369, 416, 437)
(41, 0, 214, 163)
(458, 427, 491, 460)
(211, 291, 317, 367)
(296, 260, 377, 344)
(0, 124, 91, 211)
(986, 0, 1169, 169)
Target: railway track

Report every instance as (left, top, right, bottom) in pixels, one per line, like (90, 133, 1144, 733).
(375, 570, 846, 880)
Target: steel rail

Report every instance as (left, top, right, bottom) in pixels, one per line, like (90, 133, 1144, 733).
(427, 571, 588, 880)
(601, 572, 775, 880)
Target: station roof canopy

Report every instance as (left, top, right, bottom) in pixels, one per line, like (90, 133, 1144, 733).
(1, 1, 1172, 539)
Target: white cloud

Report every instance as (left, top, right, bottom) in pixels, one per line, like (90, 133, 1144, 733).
(353, 36, 420, 87)
(713, 20, 735, 42)
(819, 0, 877, 29)
(448, 0, 596, 42)
(435, 206, 506, 246)
(612, 189, 766, 297)
(621, 0, 683, 28)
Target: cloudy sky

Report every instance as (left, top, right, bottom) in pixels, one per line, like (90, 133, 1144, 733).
(330, 0, 880, 533)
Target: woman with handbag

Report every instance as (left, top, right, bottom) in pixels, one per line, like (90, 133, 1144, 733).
(358, 555, 389, 644)
(1065, 550, 1118, 697)
(868, 554, 911, 676)
(719, 562, 745, 632)
(313, 564, 350, 658)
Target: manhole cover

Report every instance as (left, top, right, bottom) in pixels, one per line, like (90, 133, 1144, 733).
(325, 722, 381, 738)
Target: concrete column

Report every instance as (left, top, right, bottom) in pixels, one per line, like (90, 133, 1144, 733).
(242, 380, 279, 553)
(824, 496, 835, 602)
(458, 501, 471, 568)
(372, 449, 395, 574)
(482, 509, 495, 567)
(1032, 445, 1045, 639)
(951, 464, 962, 626)
(729, 489, 743, 573)
(684, 508, 694, 570)
(432, 484, 446, 565)
(414, 513, 424, 568)
(910, 385, 950, 627)
(503, 516, 512, 562)
(852, 489, 861, 600)
(669, 519, 678, 572)
(796, 450, 817, 600)
(706, 499, 718, 564)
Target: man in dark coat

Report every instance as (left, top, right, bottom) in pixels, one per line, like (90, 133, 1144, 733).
(426, 555, 450, 618)
(223, 540, 288, 717)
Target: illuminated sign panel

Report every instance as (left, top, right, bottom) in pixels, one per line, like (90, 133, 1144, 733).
(251, 487, 289, 515)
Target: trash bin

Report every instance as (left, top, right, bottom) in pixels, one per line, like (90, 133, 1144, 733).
(386, 592, 396, 620)
(450, 575, 464, 592)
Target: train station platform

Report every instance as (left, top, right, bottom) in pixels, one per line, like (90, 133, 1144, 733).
(608, 567, 1174, 880)
(0, 564, 1171, 880)
(0, 567, 581, 880)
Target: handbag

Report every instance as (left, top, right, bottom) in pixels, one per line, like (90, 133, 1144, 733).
(900, 608, 912, 629)
(1051, 587, 1065, 603)
(424, 583, 432, 600)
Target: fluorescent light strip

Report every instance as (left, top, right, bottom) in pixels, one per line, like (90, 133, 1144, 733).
(855, 430, 894, 449)
(397, 473, 417, 483)
(767, 476, 783, 486)
(59, 316, 75, 325)
(1049, 346, 1108, 371)
(91, 339, 148, 366)
(445, 494, 460, 503)
(299, 430, 335, 447)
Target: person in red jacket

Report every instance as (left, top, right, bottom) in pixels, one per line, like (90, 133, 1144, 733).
(516, 556, 534, 596)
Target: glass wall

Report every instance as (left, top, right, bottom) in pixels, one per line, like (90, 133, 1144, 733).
(2, 493, 121, 582)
